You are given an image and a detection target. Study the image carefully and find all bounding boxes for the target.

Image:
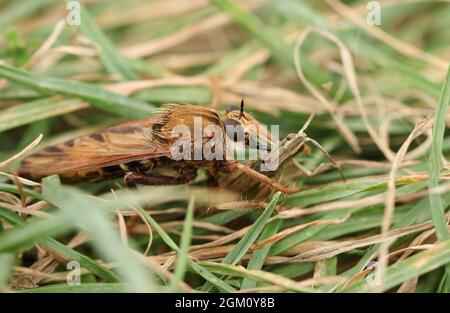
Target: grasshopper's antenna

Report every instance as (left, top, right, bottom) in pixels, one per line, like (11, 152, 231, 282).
(305, 137, 346, 182)
(299, 112, 316, 133)
(239, 98, 245, 118)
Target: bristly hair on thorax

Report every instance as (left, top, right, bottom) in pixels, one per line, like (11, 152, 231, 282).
(144, 103, 223, 145)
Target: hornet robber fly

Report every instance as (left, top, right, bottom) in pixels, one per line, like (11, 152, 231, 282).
(20, 101, 299, 194)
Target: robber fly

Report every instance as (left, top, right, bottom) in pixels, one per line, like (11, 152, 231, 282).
(19, 101, 296, 194)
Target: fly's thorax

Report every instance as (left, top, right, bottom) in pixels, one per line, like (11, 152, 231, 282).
(151, 104, 222, 142)
(147, 103, 278, 163)
(148, 104, 225, 161)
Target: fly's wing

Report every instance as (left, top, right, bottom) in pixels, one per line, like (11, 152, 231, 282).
(20, 117, 171, 179)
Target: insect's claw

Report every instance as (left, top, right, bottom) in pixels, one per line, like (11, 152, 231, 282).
(124, 172, 136, 187)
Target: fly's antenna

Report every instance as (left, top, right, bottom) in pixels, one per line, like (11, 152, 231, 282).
(239, 98, 245, 118)
(305, 137, 346, 182)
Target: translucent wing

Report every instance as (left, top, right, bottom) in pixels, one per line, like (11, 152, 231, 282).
(20, 117, 171, 178)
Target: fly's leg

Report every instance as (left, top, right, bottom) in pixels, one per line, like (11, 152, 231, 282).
(123, 170, 196, 232)
(221, 161, 299, 195)
(207, 175, 219, 188)
(124, 171, 197, 187)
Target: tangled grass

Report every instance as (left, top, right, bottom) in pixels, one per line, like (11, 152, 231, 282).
(0, 0, 450, 293)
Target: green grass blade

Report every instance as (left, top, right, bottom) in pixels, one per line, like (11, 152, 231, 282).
(0, 252, 14, 289)
(19, 283, 131, 293)
(0, 63, 154, 118)
(42, 176, 156, 292)
(0, 97, 87, 133)
(200, 262, 317, 293)
(0, 207, 120, 283)
(171, 196, 195, 290)
(428, 64, 450, 238)
(345, 238, 450, 292)
(202, 192, 281, 291)
(222, 192, 280, 265)
(323, 256, 338, 277)
(78, 4, 137, 81)
(0, 0, 58, 31)
(210, 0, 293, 68)
(270, 208, 354, 256)
(132, 205, 236, 292)
(428, 64, 450, 289)
(0, 211, 72, 252)
(241, 219, 282, 289)
(210, 0, 340, 88)
(0, 183, 43, 200)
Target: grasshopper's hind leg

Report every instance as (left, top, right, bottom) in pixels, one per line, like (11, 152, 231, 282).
(223, 161, 299, 195)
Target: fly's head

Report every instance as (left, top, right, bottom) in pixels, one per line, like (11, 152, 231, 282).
(222, 99, 277, 152)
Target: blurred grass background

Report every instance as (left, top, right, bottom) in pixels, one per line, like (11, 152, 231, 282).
(0, 0, 450, 292)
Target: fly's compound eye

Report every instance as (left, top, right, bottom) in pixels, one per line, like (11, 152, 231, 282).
(224, 118, 245, 142)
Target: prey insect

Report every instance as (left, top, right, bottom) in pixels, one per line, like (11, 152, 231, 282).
(219, 113, 345, 199)
(19, 101, 297, 194)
